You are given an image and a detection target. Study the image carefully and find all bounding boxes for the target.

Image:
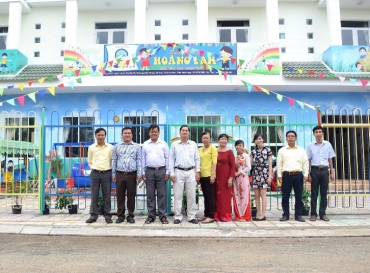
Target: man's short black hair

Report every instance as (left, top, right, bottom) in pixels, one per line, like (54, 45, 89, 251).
(312, 125, 324, 133)
(149, 124, 160, 132)
(286, 130, 297, 137)
(95, 128, 106, 135)
(122, 127, 133, 134)
(179, 125, 190, 132)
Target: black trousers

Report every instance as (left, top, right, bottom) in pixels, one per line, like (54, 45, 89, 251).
(200, 177, 215, 218)
(90, 170, 112, 219)
(145, 168, 167, 219)
(310, 168, 329, 217)
(116, 172, 137, 218)
(281, 173, 303, 218)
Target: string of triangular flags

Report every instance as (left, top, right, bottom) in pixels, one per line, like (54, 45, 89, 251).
(286, 67, 369, 87)
(0, 73, 83, 107)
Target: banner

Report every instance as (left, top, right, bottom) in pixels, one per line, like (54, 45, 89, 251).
(0, 49, 28, 75)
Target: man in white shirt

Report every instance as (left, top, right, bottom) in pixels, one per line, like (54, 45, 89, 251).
(169, 125, 200, 224)
(142, 124, 170, 224)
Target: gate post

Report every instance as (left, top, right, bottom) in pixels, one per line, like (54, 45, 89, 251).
(165, 106, 172, 214)
(39, 107, 45, 214)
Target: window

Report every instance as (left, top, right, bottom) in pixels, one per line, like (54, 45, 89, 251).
(34, 51, 40, 57)
(308, 47, 314, 53)
(306, 19, 312, 25)
(61, 50, 64, 56)
(155, 20, 161, 26)
(217, 20, 250, 43)
(62, 116, 95, 157)
(187, 115, 221, 144)
(123, 116, 158, 144)
(307, 33, 313, 39)
(182, 34, 189, 40)
(61, 36, 65, 42)
(341, 21, 370, 46)
(35, 37, 40, 43)
(155, 34, 161, 41)
(95, 22, 126, 44)
(35, 24, 41, 29)
(5, 117, 35, 143)
(250, 115, 284, 156)
(0, 27, 8, 50)
(279, 18, 284, 25)
(61, 22, 65, 28)
(281, 47, 286, 53)
(279, 33, 285, 39)
(182, 19, 189, 26)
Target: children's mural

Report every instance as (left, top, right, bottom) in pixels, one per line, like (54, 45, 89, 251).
(0, 49, 28, 75)
(63, 43, 280, 77)
(323, 45, 370, 72)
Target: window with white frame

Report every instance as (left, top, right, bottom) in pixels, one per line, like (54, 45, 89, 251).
(5, 117, 35, 143)
(250, 115, 284, 156)
(0, 27, 8, 50)
(217, 20, 250, 43)
(341, 21, 370, 46)
(95, 22, 126, 44)
(62, 116, 95, 157)
(123, 116, 158, 144)
(187, 115, 221, 145)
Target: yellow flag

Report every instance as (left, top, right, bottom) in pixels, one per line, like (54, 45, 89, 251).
(261, 87, 270, 95)
(38, 78, 45, 84)
(161, 44, 167, 51)
(297, 69, 303, 74)
(47, 86, 55, 96)
(18, 83, 25, 91)
(100, 63, 105, 69)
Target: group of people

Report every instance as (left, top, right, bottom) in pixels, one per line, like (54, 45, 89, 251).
(86, 124, 335, 224)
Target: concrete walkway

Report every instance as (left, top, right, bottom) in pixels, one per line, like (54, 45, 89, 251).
(1, 207, 369, 238)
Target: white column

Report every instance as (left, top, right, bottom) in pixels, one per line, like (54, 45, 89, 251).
(134, 0, 146, 43)
(7, 2, 23, 49)
(326, 0, 342, 45)
(65, 0, 78, 45)
(266, 0, 279, 43)
(196, 0, 208, 42)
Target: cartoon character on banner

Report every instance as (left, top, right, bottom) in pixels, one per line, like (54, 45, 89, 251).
(137, 48, 151, 70)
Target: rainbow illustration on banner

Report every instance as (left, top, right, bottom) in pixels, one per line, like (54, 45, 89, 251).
(64, 49, 92, 71)
(247, 47, 280, 70)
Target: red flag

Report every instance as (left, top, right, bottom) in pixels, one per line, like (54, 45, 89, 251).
(17, 96, 25, 106)
(167, 43, 175, 47)
(267, 64, 273, 71)
(287, 97, 295, 106)
(223, 72, 227, 81)
(231, 58, 237, 65)
(199, 50, 204, 57)
(108, 61, 113, 67)
(253, 85, 262, 92)
(307, 71, 315, 75)
(57, 83, 64, 88)
(28, 81, 33, 86)
(202, 62, 206, 70)
(74, 69, 80, 77)
(125, 59, 130, 66)
(361, 80, 369, 87)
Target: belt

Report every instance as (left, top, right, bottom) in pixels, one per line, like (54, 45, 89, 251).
(311, 166, 329, 171)
(116, 170, 137, 175)
(175, 166, 194, 171)
(92, 169, 111, 174)
(283, 171, 302, 175)
(146, 166, 165, 170)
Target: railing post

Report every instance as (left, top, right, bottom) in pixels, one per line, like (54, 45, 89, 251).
(39, 106, 45, 214)
(165, 106, 172, 214)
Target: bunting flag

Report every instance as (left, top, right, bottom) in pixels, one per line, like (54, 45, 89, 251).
(222, 55, 228, 63)
(361, 80, 369, 87)
(47, 87, 55, 95)
(47, 76, 54, 82)
(304, 103, 315, 110)
(287, 97, 295, 106)
(202, 62, 207, 70)
(349, 78, 357, 84)
(125, 59, 130, 66)
(107, 66, 112, 72)
(296, 100, 305, 109)
(38, 78, 45, 84)
(66, 72, 72, 79)
(28, 92, 36, 102)
(223, 72, 227, 81)
(68, 80, 74, 89)
(0, 88, 3, 96)
(338, 77, 346, 82)
(38, 89, 46, 97)
(7, 85, 14, 89)
(6, 98, 16, 106)
(260, 87, 270, 95)
(329, 75, 335, 79)
(57, 83, 64, 88)
(28, 81, 33, 86)
(92, 65, 97, 72)
(74, 70, 80, 77)
(108, 61, 113, 67)
(18, 83, 25, 91)
(267, 64, 273, 71)
(277, 94, 283, 101)
(254, 85, 262, 92)
(57, 74, 63, 81)
(0, 102, 2, 106)
(199, 50, 204, 57)
(207, 52, 212, 60)
(231, 58, 237, 65)
(318, 73, 324, 78)
(17, 96, 25, 106)
(288, 67, 293, 73)
(161, 44, 167, 51)
(100, 63, 105, 69)
(115, 57, 122, 63)
(307, 71, 315, 76)
(297, 69, 303, 74)
(76, 78, 82, 83)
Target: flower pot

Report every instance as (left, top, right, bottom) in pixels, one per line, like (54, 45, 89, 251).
(251, 207, 257, 217)
(57, 179, 66, 188)
(12, 205, 22, 214)
(67, 178, 74, 188)
(302, 206, 310, 216)
(68, 204, 78, 214)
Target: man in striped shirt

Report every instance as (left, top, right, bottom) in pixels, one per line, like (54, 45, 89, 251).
(112, 127, 142, 224)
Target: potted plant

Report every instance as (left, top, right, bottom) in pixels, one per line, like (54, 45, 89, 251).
(43, 195, 51, 215)
(302, 187, 310, 216)
(55, 189, 78, 214)
(8, 181, 27, 214)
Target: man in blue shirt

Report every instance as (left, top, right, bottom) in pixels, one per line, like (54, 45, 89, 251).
(306, 126, 335, 222)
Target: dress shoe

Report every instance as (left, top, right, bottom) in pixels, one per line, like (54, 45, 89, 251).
(145, 217, 155, 224)
(188, 219, 198, 224)
(256, 217, 266, 221)
(295, 216, 305, 222)
(105, 217, 113, 224)
(127, 216, 135, 224)
(86, 218, 97, 223)
(174, 219, 181, 224)
(310, 215, 317, 221)
(116, 217, 124, 224)
(320, 215, 330, 221)
(160, 217, 169, 224)
(280, 216, 289, 221)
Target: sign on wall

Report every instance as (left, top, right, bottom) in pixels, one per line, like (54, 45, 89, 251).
(0, 49, 28, 76)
